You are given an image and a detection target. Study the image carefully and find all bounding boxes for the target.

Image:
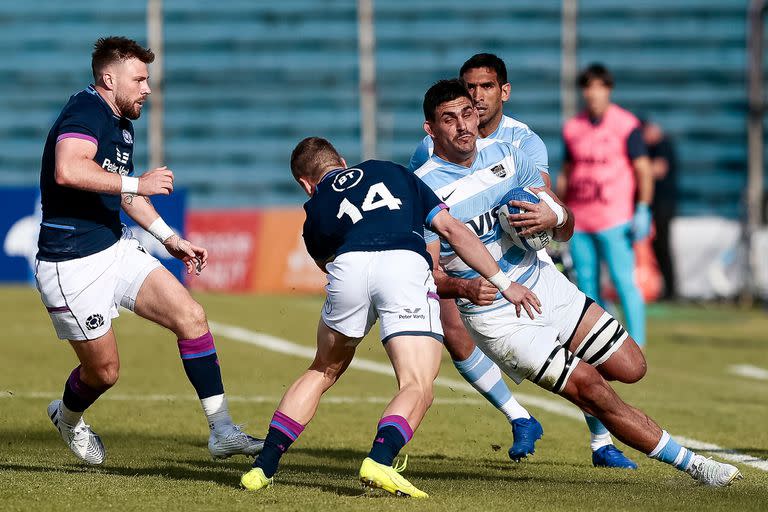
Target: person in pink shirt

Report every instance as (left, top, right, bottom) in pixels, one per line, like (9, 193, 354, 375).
(558, 63, 654, 349)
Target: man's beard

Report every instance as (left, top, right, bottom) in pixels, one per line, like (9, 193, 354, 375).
(115, 93, 142, 120)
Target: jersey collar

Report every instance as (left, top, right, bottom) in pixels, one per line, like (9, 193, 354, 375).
(319, 167, 346, 184)
(86, 84, 121, 120)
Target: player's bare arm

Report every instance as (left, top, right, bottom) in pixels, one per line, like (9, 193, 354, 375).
(507, 187, 575, 241)
(425, 233, 540, 319)
(121, 194, 207, 275)
(55, 137, 174, 196)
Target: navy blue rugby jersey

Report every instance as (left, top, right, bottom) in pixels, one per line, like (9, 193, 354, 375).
(37, 85, 135, 262)
(302, 160, 446, 268)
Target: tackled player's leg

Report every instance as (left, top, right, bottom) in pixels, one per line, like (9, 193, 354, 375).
(462, 266, 742, 486)
(559, 296, 647, 468)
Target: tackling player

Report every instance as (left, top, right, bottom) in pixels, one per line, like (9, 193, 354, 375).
(410, 54, 634, 468)
(414, 80, 742, 487)
(36, 37, 262, 464)
(240, 137, 540, 497)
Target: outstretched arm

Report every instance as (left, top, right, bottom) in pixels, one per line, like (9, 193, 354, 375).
(122, 194, 207, 275)
(429, 210, 541, 319)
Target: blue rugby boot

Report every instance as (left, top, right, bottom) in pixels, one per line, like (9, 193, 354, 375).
(592, 445, 638, 469)
(508, 416, 544, 462)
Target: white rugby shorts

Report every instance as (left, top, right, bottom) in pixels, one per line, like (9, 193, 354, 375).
(321, 250, 443, 344)
(35, 228, 162, 341)
(461, 262, 589, 392)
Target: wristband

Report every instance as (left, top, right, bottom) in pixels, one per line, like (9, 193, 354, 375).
(488, 269, 512, 292)
(536, 191, 567, 228)
(148, 217, 175, 243)
(120, 175, 139, 195)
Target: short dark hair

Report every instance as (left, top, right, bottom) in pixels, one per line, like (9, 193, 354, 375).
(290, 137, 345, 182)
(459, 53, 508, 85)
(423, 79, 473, 122)
(91, 36, 155, 80)
(577, 63, 614, 88)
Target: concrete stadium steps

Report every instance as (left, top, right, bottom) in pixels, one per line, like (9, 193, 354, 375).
(0, 0, 760, 216)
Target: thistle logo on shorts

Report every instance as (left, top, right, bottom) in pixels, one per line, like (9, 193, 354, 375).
(399, 307, 425, 320)
(323, 297, 333, 314)
(491, 164, 506, 178)
(85, 314, 104, 330)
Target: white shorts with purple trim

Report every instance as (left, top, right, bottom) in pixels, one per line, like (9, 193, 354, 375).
(321, 249, 443, 345)
(35, 228, 161, 341)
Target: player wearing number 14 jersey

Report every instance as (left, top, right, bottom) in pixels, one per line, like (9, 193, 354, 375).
(240, 137, 540, 497)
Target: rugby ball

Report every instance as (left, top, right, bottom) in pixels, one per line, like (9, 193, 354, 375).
(497, 187, 553, 251)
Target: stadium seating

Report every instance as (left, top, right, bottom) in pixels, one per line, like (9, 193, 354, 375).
(0, 0, 761, 216)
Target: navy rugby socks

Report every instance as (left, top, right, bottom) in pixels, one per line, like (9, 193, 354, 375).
(61, 365, 104, 424)
(368, 415, 413, 466)
(254, 411, 305, 477)
(177, 331, 225, 400)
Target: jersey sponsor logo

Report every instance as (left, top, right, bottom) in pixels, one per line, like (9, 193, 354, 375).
(398, 307, 426, 320)
(122, 129, 133, 144)
(491, 164, 506, 178)
(115, 147, 130, 165)
(331, 168, 364, 192)
(466, 205, 501, 237)
(85, 313, 104, 330)
(101, 157, 130, 176)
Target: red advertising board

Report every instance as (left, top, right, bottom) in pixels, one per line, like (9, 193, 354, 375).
(185, 208, 326, 294)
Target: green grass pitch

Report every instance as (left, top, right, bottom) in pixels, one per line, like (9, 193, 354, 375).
(1, 286, 767, 511)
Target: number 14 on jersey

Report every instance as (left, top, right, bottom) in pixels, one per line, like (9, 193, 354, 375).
(337, 182, 402, 224)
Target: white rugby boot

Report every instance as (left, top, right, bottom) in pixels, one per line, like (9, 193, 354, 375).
(686, 455, 743, 487)
(47, 400, 106, 465)
(208, 424, 264, 459)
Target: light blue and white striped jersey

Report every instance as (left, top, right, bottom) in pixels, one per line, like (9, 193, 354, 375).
(408, 115, 549, 174)
(416, 138, 545, 315)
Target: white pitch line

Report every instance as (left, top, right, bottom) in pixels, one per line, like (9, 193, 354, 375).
(676, 437, 768, 472)
(0, 391, 483, 406)
(728, 364, 768, 381)
(209, 320, 768, 472)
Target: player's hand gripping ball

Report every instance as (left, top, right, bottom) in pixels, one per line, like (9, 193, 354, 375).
(497, 187, 553, 251)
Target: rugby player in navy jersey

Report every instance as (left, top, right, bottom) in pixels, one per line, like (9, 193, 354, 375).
(240, 137, 541, 497)
(36, 37, 262, 464)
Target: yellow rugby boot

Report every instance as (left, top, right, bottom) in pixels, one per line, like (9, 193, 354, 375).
(240, 467, 273, 491)
(359, 455, 428, 498)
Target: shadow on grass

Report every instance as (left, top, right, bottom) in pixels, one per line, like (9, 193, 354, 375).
(2, 432, 643, 495)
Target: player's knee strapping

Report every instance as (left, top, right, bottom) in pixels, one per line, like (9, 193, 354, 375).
(571, 312, 628, 367)
(177, 331, 224, 399)
(531, 345, 579, 394)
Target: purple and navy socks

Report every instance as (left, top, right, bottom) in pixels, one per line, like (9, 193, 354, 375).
(253, 411, 305, 477)
(367, 415, 413, 466)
